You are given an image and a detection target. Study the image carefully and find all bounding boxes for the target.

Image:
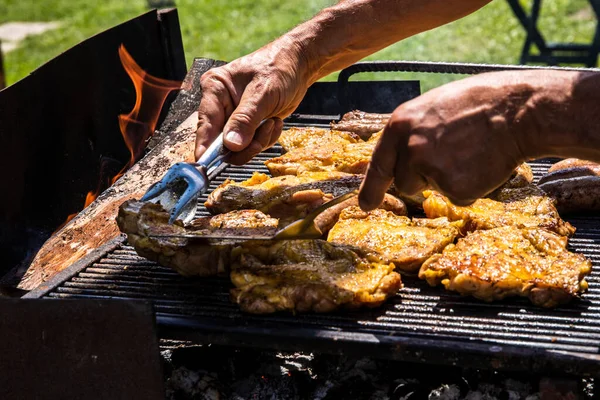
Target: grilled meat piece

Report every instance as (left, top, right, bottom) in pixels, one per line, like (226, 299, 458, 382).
(539, 176, 600, 214)
(278, 127, 361, 153)
(117, 200, 402, 314)
(206, 171, 360, 217)
(486, 163, 534, 201)
(330, 110, 391, 139)
(313, 193, 407, 234)
(116, 199, 278, 277)
(265, 139, 374, 176)
(548, 158, 600, 174)
(205, 171, 406, 228)
(540, 168, 600, 184)
(537, 158, 600, 213)
(419, 226, 591, 307)
(540, 159, 600, 184)
(422, 186, 575, 237)
(230, 239, 402, 314)
(388, 163, 533, 212)
(327, 207, 463, 273)
(502, 162, 534, 189)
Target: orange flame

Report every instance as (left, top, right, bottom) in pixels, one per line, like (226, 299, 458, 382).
(112, 44, 182, 184)
(54, 44, 182, 232)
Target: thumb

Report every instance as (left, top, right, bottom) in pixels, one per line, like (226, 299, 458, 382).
(223, 89, 270, 152)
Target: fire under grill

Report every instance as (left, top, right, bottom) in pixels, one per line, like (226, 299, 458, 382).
(23, 61, 600, 378)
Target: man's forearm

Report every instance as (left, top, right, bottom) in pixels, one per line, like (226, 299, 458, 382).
(518, 71, 600, 162)
(278, 0, 492, 83)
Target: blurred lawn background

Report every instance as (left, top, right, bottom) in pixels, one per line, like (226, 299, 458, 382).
(0, 0, 597, 91)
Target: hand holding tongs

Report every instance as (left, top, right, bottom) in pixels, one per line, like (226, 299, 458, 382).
(141, 132, 231, 224)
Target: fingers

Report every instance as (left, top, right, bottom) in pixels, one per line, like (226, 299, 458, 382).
(226, 118, 278, 165)
(359, 118, 407, 211)
(195, 74, 234, 161)
(359, 117, 427, 211)
(222, 83, 273, 152)
(268, 118, 284, 148)
(359, 163, 395, 212)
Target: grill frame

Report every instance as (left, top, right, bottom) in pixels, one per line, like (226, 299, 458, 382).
(25, 61, 600, 377)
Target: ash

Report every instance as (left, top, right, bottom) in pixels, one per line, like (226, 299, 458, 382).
(161, 344, 594, 400)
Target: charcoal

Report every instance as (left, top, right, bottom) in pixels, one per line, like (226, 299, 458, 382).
(428, 384, 461, 400)
(162, 347, 595, 400)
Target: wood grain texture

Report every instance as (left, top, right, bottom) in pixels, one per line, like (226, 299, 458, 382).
(18, 111, 199, 290)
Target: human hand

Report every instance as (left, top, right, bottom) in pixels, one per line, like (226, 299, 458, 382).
(195, 39, 312, 165)
(358, 70, 574, 209)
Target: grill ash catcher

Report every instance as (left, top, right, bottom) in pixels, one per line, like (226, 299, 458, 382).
(1, 7, 600, 398)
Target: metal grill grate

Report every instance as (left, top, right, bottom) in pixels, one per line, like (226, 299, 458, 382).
(31, 140, 600, 377)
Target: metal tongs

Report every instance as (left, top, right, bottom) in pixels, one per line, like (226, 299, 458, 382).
(148, 189, 359, 241)
(141, 131, 231, 224)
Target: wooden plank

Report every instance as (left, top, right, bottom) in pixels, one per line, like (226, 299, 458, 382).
(18, 111, 199, 290)
(0, 10, 183, 280)
(17, 57, 224, 290)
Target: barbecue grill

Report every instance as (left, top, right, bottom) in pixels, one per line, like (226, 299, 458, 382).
(24, 61, 600, 378)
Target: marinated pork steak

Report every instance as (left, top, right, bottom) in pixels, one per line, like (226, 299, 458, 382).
(327, 207, 463, 273)
(330, 110, 391, 139)
(278, 127, 361, 153)
(116, 199, 278, 277)
(422, 185, 576, 237)
(419, 226, 592, 308)
(230, 239, 402, 314)
(205, 171, 406, 227)
(265, 139, 374, 176)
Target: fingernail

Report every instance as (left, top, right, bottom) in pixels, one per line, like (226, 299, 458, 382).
(357, 190, 374, 211)
(225, 131, 244, 146)
(358, 196, 375, 211)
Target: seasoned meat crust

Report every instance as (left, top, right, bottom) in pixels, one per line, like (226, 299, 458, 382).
(389, 163, 534, 212)
(422, 185, 576, 237)
(116, 199, 278, 277)
(419, 226, 591, 308)
(118, 200, 402, 314)
(278, 127, 361, 153)
(327, 207, 462, 273)
(230, 240, 402, 314)
(265, 139, 374, 176)
(330, 110, 391, 139)
(205, 171, 406, 228)
(313, 193, 407, 234)
(205, 171, 362, 224)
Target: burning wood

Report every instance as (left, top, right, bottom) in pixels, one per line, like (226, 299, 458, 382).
(17, 46, 190, 290)
(18, 111, 199, 290)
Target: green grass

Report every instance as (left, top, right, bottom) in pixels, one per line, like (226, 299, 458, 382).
(1, 0, 597, 91)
